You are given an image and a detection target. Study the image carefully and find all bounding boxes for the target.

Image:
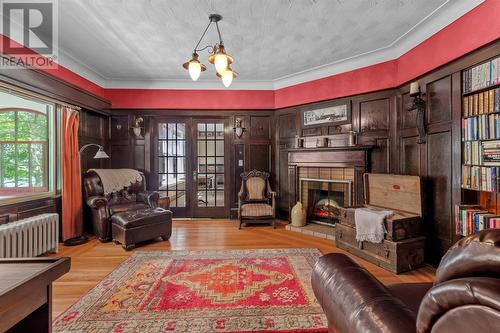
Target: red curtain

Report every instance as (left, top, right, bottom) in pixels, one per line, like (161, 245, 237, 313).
(62, 107, 82, 240)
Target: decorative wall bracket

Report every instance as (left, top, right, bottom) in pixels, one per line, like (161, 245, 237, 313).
(407, 83, 427, 144)
(131, 116, 144, 138)
(233, 118, 246, 138)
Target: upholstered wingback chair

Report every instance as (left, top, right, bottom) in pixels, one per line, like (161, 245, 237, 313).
(82, 169, 159, 241)
(238, 170, 276, 229)
(311, 228, 500, 333)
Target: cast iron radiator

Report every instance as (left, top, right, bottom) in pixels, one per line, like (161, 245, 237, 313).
(0, 213, 59, 258)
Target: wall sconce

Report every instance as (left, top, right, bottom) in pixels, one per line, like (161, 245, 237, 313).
(131, 116, 144, 138)
(233, 118, 246, 138)
(407, 81, 426, 144)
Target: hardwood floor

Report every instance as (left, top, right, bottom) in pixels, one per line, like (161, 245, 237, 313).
(50, 219, 435, 318)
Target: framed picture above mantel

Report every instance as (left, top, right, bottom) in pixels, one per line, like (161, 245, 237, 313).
(302, 100, 351, 127)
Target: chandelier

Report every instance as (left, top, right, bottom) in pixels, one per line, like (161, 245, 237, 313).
(182, 14, 237, 88)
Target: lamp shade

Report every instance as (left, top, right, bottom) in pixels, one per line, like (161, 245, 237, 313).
(208, 44, 233, 75)
(182, 53, 206, 81)
(93, 147, 109, 159)
(214, 53, 229, 74)
(217, 66, 238, 88)
(409, 81, 420, 96)
(188, 61, 202, 81)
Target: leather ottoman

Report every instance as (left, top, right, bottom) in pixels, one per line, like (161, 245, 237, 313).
(111, 208, 172, 250)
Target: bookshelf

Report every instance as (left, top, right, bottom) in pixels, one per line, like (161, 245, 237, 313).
(457, 55, 500, 236)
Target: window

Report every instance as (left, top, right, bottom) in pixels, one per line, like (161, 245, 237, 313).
(158, 122, 186, 207)
(0, 89, 56, 202)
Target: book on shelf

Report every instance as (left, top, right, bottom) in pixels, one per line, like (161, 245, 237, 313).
(454, 204, 500, 236)
(462, 114, 500, 140)
(463, 141, 482, 165)
(462, 165, 499, 191)
(463, 56, 500, 94)
(463, 88, 500, 116)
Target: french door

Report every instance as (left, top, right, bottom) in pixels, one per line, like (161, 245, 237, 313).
(155, 117, 229, 218)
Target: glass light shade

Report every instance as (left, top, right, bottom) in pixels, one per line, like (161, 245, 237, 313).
(409, 81, 420, 96)
(132, 126, 142, 138)
(221, 69, 234, 88)
(188, 61, 202, 81)
(214, 53, 229, 74)
(234, 127, 243, 137)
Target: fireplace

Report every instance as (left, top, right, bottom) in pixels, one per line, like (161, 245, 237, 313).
(286, 146, 371, 225)
(299, 178, 352, 226)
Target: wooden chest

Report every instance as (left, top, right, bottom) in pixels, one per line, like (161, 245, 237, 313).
(335, 223, 425, 273)
(336, 173, 425, 274)
(339, 173, 422, 241)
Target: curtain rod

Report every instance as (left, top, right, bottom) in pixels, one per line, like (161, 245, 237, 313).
(0, 81, 81, 110)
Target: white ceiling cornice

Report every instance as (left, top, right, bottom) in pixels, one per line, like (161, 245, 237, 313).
(57, 0, 484, 91)
(102, 79, 276, 90)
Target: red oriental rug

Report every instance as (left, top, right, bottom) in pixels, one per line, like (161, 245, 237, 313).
(53, 248, 328, 333)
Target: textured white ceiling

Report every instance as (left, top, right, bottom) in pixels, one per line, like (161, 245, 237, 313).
(55, 0, 483, 88)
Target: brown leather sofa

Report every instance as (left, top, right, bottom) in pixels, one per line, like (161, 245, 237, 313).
(312, 229, 500, 333)
(82, 169, 163, 241)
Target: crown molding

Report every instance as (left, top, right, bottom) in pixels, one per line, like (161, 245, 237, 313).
(56, 0, 484, 91)
(57, 48, 108, 87)
(101, 79, 275, 90)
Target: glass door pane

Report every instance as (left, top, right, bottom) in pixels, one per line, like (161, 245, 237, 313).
(196, 122, 224, 208)
(158, 122, 186, 208)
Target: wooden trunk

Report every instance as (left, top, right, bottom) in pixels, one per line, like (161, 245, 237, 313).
(340, 206, 421, 241)
(339, 173, 423, 241)
(336, 173, 425, 274)
(335, 223, 425, 274)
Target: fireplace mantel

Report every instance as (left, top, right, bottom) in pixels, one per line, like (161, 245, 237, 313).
(286, 145, 373, 152)
(287, 145, 373, 168)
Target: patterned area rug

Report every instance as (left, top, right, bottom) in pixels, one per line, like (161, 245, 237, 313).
(53, 248, 327, 333)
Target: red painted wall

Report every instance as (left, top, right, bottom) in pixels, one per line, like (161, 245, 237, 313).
(274, 60, 398, 109)
(1, 0, 499, 109)
(105, 88, 275, 110)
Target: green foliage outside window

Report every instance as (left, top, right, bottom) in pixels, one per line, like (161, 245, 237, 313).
(0, 109, 48, 190)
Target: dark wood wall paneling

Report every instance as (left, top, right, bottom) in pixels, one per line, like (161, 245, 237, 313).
(274, 91, 395, 219)
(108, 110, 274, 218)
(0, 198, 59, 226)
(79, 109, 111, 171)
(274, 40, 500, 265)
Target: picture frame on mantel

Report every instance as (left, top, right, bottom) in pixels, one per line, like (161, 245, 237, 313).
(302, 100, 351, 127)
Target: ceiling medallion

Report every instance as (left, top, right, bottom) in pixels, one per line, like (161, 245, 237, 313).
(182, 14, 237, 88)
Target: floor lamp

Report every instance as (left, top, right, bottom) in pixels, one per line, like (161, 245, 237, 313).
(63, 144, 109, 246)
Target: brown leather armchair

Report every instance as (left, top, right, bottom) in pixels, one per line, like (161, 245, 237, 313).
(82, 170, 160, 241)
(238, 170, 276, 229)
(312, 229, 500, 333)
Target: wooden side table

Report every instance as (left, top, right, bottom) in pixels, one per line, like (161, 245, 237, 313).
(158, 196, 171, 210)
(0, 257, 71, 333)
